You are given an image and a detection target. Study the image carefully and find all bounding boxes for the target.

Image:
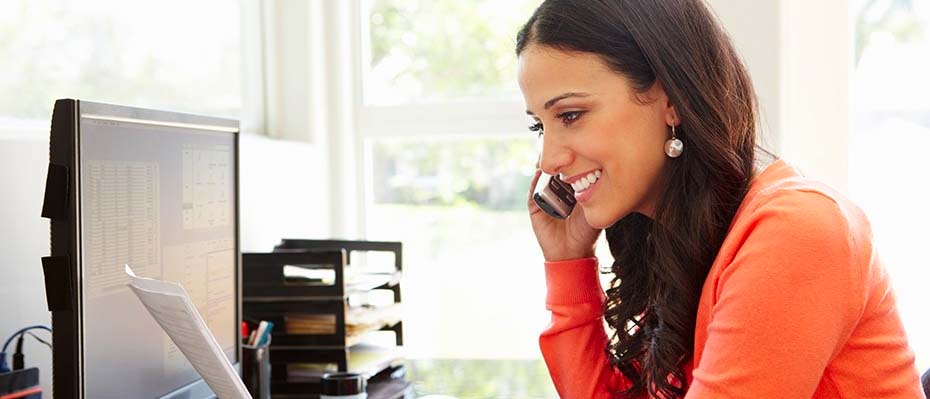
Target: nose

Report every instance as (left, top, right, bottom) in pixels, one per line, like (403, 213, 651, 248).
(538, 133, 573, 176)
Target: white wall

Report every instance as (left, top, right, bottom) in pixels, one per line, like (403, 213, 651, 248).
(0, 136, 54, 395)
(708, 0, 784, 150)
(709, 0, 851, 191)
(0, 130, 329, 394)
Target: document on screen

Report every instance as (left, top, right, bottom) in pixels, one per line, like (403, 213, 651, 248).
(125, 265, 251, 399)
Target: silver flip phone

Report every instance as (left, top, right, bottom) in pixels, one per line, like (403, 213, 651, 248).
(533, 172, 576, 219)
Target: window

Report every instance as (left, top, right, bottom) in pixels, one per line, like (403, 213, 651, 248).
(354, 2, 557, 394)
(362, 0, 538, 105)
(366, 136, 545, 358)
(359, 0, 550, 357)
(851, 0, 930, 370)
(0, 0, 241, 130)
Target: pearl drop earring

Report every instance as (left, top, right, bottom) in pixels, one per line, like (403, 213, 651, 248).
(665, 124, 684, 158)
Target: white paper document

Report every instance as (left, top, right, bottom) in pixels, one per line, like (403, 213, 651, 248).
(125, 265, 252, 399)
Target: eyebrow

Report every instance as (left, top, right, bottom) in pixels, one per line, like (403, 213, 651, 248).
(525, 92, 591, 115)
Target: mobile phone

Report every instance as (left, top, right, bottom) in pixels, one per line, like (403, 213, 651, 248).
(533, 172, 576, 219)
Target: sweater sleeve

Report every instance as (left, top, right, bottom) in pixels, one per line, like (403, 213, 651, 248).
(539, 257, 632, 399)
(686, 190, 865, 398)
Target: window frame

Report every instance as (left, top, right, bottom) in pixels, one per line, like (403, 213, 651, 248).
(325, 0, 534, 238)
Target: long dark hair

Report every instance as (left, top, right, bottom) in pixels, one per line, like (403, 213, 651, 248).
(517, 1, 758, 397)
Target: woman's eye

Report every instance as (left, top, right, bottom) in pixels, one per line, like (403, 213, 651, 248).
(558, 111, 584, 125)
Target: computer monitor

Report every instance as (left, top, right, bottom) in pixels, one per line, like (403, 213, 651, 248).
(41, 99, 241, 398)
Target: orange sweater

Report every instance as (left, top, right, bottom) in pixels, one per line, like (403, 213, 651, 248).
(541, 160, 926, 398)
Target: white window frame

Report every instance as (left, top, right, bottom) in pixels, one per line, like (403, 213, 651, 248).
(779, 0, 852, 192)
(315, 0, 533, 238)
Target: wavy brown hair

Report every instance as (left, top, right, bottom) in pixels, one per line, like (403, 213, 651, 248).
(517, 0, 759, 397)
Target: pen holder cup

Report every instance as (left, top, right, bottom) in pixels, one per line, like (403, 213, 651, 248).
(242, 340, 271, 399)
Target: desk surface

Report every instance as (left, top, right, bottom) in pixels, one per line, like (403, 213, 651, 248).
(404, 359, 557, 398)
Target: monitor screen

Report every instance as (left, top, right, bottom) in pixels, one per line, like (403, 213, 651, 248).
(70, 102, 239, 398)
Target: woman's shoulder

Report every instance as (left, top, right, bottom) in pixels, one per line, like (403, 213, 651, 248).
(740, 161, 871, 245)
(706, 159, 890, 335)
(723, 159, 875, 279)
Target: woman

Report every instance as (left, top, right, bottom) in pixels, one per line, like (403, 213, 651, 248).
(517, 0, 925, 398)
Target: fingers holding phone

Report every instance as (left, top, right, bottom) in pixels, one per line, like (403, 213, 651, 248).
(527, 169, 600, 262)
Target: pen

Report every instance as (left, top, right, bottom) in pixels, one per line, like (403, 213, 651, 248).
(256, 321, 274, 347)
(251, 321, 267, 346)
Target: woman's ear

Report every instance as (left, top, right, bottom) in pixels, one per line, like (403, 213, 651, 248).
(666, 103, 680, 127)
(652, 80, 680, 127)
(661, 87, 679, 127)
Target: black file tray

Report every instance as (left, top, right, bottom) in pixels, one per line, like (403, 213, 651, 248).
(243, 239, 408, 399)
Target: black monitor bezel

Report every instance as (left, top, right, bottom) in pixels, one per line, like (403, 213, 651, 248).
(44, 99, 242, 398)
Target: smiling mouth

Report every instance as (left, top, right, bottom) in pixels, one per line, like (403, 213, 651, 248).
(569, 169, 601, 193)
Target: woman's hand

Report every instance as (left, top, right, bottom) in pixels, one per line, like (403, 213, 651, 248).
(528, 169, 601, 262)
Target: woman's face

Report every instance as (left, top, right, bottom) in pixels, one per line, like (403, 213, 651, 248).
(518, 44, 677, 229)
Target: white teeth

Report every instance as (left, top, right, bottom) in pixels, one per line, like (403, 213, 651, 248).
(571, 170, 602, 193)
